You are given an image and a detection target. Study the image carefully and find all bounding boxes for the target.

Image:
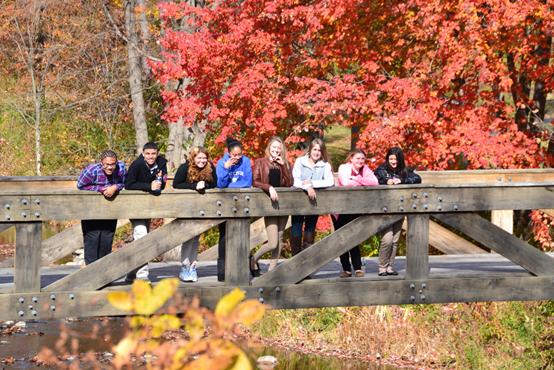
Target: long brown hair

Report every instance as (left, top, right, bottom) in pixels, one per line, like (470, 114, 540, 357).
(264, 136, 290, 168)
(307, 138, 329, 163)
(186, 146, 214, 183)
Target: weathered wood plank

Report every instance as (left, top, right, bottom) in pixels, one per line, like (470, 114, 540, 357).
(198, 217, 291, 261)
(435, 213, 554, 276)
(0, 223, 13, 233)
(43, 219, 223, 292)
(406, 215, 430, 280)
(3, 184, 554, 221)
(225, 219, 251, 286)
(1, 275, 553, 321)
(491, 210, 513, 234)
(0, 220, 131, 268)
(14, 223, 42, 293)
(254, 215, 404, 286)
(426, 220, 486, 254)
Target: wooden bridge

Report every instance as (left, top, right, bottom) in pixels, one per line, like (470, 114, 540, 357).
(0, 169, 553, 321)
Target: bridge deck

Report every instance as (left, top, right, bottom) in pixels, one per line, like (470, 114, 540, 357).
(1, 253, 547, 293)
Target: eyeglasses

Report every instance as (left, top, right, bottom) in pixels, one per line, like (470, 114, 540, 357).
(101, 162, 117, 169)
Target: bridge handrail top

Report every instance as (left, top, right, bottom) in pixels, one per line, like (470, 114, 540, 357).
(1, 168, 554, 182)
(1, 181, 553, 196)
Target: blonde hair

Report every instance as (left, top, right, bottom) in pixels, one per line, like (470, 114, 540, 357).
(344, 148, 366, 164)
(265, 136, 289, 168)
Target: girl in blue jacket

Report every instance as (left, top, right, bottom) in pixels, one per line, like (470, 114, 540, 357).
(215, 138, 253, 281)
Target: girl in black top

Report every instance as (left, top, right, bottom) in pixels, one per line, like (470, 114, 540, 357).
(173, 146, 217, 282)
(375, 147, 421, 276)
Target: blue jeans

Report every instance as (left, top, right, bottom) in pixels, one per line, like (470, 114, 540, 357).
(291, 215, 319, 238)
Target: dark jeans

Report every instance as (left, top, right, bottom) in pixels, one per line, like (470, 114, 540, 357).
(81, 219, 117, 265)
(217, 223, 226, 281)
(291, 215, 319, 238)
(332, 214, 362, 272)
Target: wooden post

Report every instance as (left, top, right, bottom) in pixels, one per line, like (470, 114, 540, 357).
(406, 215, 429, 280)
(491, 210, 513, 234)
(14, 222, 42, 293)
(225, 219, 250, 286)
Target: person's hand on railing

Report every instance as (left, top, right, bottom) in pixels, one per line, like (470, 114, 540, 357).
(307, 187, 316, 200)
(269, 186, 278, 202)
(102, 184, 118, 199)
(196, 181, 206, 190)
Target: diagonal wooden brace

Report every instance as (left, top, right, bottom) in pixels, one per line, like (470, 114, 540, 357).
(253, 215, 404, 286)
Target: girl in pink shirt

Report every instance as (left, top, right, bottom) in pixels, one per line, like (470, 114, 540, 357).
(334, 149, 378, 277)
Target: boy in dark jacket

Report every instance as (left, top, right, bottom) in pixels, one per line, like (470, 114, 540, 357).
(124, 142, 168, 282)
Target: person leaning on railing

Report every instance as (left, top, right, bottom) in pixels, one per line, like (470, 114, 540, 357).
(76, 150, 126, 265)
(124, 141, 168, 283)
(374, 147, 421, 276)
(216, 137, 253, 282)
(290, 138, 334, 256)
(333, 149, 379, 278)
(173, 146, 217, 283)
(251, 136, 293, 276)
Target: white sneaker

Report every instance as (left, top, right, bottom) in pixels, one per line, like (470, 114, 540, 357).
(179, 266, 190, 282)
(189, 266, 198, 282)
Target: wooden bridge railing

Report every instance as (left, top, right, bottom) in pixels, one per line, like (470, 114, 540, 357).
(0, 169, 553, 321)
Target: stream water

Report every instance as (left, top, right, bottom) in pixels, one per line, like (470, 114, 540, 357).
(0, 318, 396, 369)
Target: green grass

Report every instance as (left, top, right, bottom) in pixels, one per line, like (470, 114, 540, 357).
(325, 125, 351, 170)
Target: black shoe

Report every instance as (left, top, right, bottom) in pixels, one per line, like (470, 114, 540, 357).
(378, 272, 387, 277)
(386, 270, 399, 276)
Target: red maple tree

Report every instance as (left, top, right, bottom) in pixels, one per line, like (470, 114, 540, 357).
(150, 0, 553, 248)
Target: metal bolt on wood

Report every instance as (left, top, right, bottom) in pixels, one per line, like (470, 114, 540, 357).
(399, 207, 405, 212)
(259, 297, 264, 303)
(410, 296, 415, 302)
(50, 305, 56, 312)
(245, 196, 250, 201)
(18, 311, 24, 317)
(437, 206, 442, 211)
(4, 204, 10, 210)
(199, 210, 205, 216)
(409, 283, 415, 289)
(34, 199, 40, 205)
(275, 287, 281, 293)
(412, 204, 417, 210)
(421, 283, 427, 289)
(34, 212, 40, 218)
(423, 193, 428, 198)
(399, 196, 404, 202)
(423, 204, 428, 210)
(216, 211, 222, 216)
(244, 208, 250, 214)
(412, 193, 418, 199)
(438, 197, 442, 202)
(69, 294, 75, 300)
(233, 196, 238, 202)
(232, 207, 238, 213)
(21, 212, 27, 218)
(5, 215, 10, 221)
(50, 294, 56, 301)
(382, 207, 388, 213)
(420, 295, 426, 301)
(31, 310, 37, 317)
(258, 288, 264, 294)
(453, 205, 459, 211)
(32, 297, 38, 303)
(216, 201, 222, 207)
(28, 305, 33, 310)
(20, 199, 28, 206)
(18, 297, 24, 304)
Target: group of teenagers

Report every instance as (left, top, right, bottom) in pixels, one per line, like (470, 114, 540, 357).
(77, 137, 421, 284)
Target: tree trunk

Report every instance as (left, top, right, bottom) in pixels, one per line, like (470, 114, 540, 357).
(125, 0, 148, 155)
(135, 0, 150, 78)
(166, 118, 185, 174)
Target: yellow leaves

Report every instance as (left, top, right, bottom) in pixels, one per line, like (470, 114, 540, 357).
(230, 300, 266, 326)
(107, 278, 179, 315)
(215, 288, 246, 317)
(185, 310, 205, 341)
(108, 291, 133, 312)
(106, 283, 266, 369)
